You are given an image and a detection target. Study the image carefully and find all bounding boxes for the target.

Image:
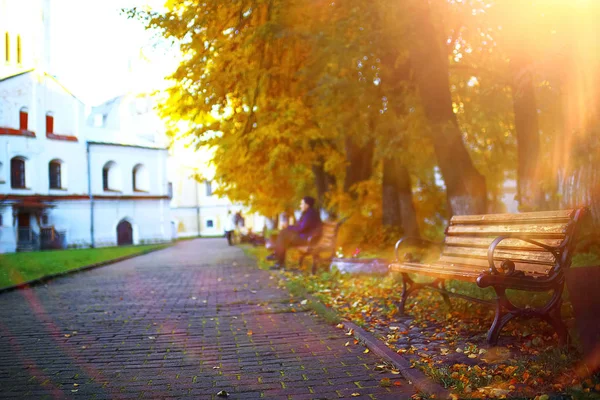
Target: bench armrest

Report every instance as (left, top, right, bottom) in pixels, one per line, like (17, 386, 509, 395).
(394, 237, 443, 262)
(487, 235, 560, 275)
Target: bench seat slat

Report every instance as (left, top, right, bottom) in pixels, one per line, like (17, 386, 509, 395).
(437, 255, 552, 275)
(442, 246, 556, 265)
(390, 261, 549, 282)
(446, 222, 569, 237)
(444, 236, 564, 250)
(450, 209, 574, 224)
(390, 262, 480, 282)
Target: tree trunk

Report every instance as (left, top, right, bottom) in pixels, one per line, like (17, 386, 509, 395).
(511, 56, 546, 211)
(382, 158, 420, 236)
(344, 136, 375, 195)
(312, 157, 335, 209)
(406, 1, 487, 216)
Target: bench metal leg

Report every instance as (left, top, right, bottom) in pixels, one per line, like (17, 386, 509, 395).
(486, 285, 568, 346)
(437, 280, 452, 310)
(311, 254, 320, 275)
(398, 275, 452, 316)
(398, 273, 414, 315)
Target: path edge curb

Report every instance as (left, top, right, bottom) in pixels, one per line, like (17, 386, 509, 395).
(342, 322, 450, 399)
(0, 243, 173, 295)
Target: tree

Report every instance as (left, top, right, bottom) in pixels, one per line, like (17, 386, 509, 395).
(403, 0, 488, 216)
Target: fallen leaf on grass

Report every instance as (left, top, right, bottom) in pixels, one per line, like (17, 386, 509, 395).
(300, 299, 308, 305)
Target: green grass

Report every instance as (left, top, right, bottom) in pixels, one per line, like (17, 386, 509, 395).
(0, 244, 169, 289)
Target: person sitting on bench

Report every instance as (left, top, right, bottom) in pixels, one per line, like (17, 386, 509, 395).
(267, 196, 322, 269)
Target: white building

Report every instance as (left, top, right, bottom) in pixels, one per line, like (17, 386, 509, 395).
(0, 0, 171, 253)
(168, 141, 266, 238)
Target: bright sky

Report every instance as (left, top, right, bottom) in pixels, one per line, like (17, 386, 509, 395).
(49, 0, 175, 105)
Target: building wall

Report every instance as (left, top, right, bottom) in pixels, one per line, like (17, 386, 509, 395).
(92, 199, 171, 247)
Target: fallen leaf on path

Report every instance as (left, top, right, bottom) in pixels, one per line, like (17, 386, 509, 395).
(363, 348, 370, 353)
(216, 390, 229, 397)
(336, 323, 344, 329)
(247, 330, 253, 336)
(351, 393, 360, 397)
(380, 378, 392, 387)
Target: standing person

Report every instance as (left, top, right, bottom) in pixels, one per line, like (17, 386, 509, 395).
(224, 210, 237, 246)
(266, 196, 322, 269)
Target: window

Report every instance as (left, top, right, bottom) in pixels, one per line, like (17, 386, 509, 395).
(49, 160, 62, 189)
(206, 220, 214, 228)
(102, 161, 121, 191)
(16, 35, 21, 64)
(19, 107, 28, 130)
(102, 165, 109, 190)
(4, 32, 9, 63)
(205, 180, 213, 196)
(132, 164, 149, 192)
(46, 112, 54, 134)
(10, 157, 26, 188)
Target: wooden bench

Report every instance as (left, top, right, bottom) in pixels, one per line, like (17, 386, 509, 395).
(389, 208, 588, 345)
(295, 220, 343, 274)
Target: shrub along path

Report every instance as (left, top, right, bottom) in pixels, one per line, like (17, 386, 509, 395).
(0, 239, 413, 399)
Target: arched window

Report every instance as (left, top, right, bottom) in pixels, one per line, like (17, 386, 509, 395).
(19, 107, 28, 130)
(102, 161, 121, 191)
(132, 164, 149, 192)
(10, 157, 26, 189)
(16, 35, 21, 64)
(46, 112, 54, 134)
(4, 32, 9, 63)
(49, 160, 62, 189)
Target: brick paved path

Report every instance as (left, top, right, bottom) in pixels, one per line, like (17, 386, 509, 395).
(0, 239, 414, 399)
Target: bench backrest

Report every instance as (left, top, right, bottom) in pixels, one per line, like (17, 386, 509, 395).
(440, 208, 587, 276)
(314, 221, 339, 249)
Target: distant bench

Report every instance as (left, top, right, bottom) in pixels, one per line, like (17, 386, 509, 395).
(294, 220, 343, 274)
(389, 208, 587, 345)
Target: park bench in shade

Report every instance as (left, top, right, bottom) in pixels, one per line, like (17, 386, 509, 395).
(296, 220, 343, 274)
(389, 207, 588, 345)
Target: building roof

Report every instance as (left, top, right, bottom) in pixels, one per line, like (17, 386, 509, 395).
(0, 69, 35, 82)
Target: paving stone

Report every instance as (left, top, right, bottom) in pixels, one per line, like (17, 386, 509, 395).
(0, 239, 415, 399)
